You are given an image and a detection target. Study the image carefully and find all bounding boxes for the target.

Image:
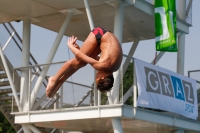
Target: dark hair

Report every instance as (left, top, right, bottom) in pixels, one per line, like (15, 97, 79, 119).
(96, 74, 114, 92)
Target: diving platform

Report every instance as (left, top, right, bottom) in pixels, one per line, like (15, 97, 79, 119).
(13, 105, 200, 133)
(0, 0, 196, 133)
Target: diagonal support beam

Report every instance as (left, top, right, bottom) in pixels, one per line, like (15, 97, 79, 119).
(122, 39, 139, 76)
(0, 46, 22, 111)
(29, 10, 74, 109)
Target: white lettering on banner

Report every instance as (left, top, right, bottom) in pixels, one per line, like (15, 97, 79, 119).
(185, 103, 194, 113)
(135, 59, 198, 120)
(185, 84, 193, 102)
(148, 71, 159, 91)
(145, 66, 193, 102)
(169, 11, 175, 35)
(162, 75, 171, 94)
(155, 7, 169, 42)
(176, 81, 184, 99)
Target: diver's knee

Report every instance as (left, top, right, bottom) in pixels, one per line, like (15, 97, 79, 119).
(71, 59, 86, 69)
(78, 61, 86, 68)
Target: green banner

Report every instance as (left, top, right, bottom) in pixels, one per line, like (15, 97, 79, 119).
(155, 0, 177, 52)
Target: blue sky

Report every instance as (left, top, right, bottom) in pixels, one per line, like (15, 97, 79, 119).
(10, 0, 200, 83)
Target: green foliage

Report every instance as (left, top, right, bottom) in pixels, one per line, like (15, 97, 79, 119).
(0, 111, 15, 133)
(91, 61, 135, 105)
(101, 93, 108, 105)
(122, 62, 134, 105)
(0, 94, 16, 133)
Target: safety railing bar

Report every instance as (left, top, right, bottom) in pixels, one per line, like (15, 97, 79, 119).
(75, 89, 93, 107)
(188, 70, 200, 73)
(197, 81, 200, 84)
(122, 54, 135, 60)
(40, 94, 60, 110)
(13, 61, 66, 70)
(123, 85, 133, 103)
(32, 94, 47, 110)
(64, 80, 93, 89)
(47, 95, 61, 109)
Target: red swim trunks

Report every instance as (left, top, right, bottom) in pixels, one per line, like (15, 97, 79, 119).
(92, 27, 109, 45)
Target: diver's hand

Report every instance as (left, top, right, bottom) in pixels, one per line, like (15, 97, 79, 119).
(67, 35, 78, 48)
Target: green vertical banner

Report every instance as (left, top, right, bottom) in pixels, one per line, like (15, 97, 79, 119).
(155, 0, 177, 52)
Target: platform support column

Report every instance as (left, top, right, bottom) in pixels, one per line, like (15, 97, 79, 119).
(20, 18, 33, 133)
(83, 0, 98, 106)
(83, 0, 94, 30)
(20, 18, 31, 111)
(29, 11, 74, 109)
(112, 0, 124, 104)
(177, 0, 186, 75)
(22, 126, 31, 133)
(112, 118, 124, 133)
(109, 1, 124, 133)
(177, 33, 185, 75)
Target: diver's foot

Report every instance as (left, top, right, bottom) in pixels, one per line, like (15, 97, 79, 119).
(46, 77, 57, 98)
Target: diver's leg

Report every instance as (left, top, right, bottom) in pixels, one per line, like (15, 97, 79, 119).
(47, 45, 100, 98)
(46, 32, 99, 97)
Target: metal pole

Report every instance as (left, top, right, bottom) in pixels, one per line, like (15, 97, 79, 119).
(26, 125, 42, 133)
(112, 0, 124, 104)
(177, 33, 185, 75)
(111, 118, 124, 133)
(178, 0, 187, 20)
(177, 0, 186, 75)
(94, 71, 98, 106)
(122, 39, 139, 76)
(59, 84, 63, 108)
(83, 0, 95, 29)
(133, 59, 137, 116)
(22, 126, 31, 133)
(111, 2, 124, 132)
(20, 18, 31, 111)
(83, 0, 97, 106)
(29, 11, 74, 109)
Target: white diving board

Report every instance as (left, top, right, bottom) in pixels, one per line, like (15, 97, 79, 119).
(13, 105, 200, 133)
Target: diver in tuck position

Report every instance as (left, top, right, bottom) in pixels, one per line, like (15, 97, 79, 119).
(46, 27, 122, 98)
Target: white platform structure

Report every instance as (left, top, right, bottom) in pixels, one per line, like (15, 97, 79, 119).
(0, 0, 198, 133)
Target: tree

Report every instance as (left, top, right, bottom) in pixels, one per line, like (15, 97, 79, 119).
(0, 111, 15, 133)
(122, 62, 134, 105)
(100, 62, 135, 105)
(0, 94, 15, 133)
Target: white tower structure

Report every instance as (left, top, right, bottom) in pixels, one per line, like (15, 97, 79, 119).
(0, 0, 197, 133)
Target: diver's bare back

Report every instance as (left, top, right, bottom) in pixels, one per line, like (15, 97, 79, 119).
(100, 32, 122, 72)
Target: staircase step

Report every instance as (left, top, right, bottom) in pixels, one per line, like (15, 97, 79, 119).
(1, 103, 17, 108)
(0, 66, 4, 71)
(0, 96, 13, 101)
(0, 88, 12, 94)
(0, 81, 10, 86)
(0, 73, 7, 78)
(3, 107, 18, 113)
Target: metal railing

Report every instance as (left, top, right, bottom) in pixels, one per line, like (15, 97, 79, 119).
(10, 54, 137, 112)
